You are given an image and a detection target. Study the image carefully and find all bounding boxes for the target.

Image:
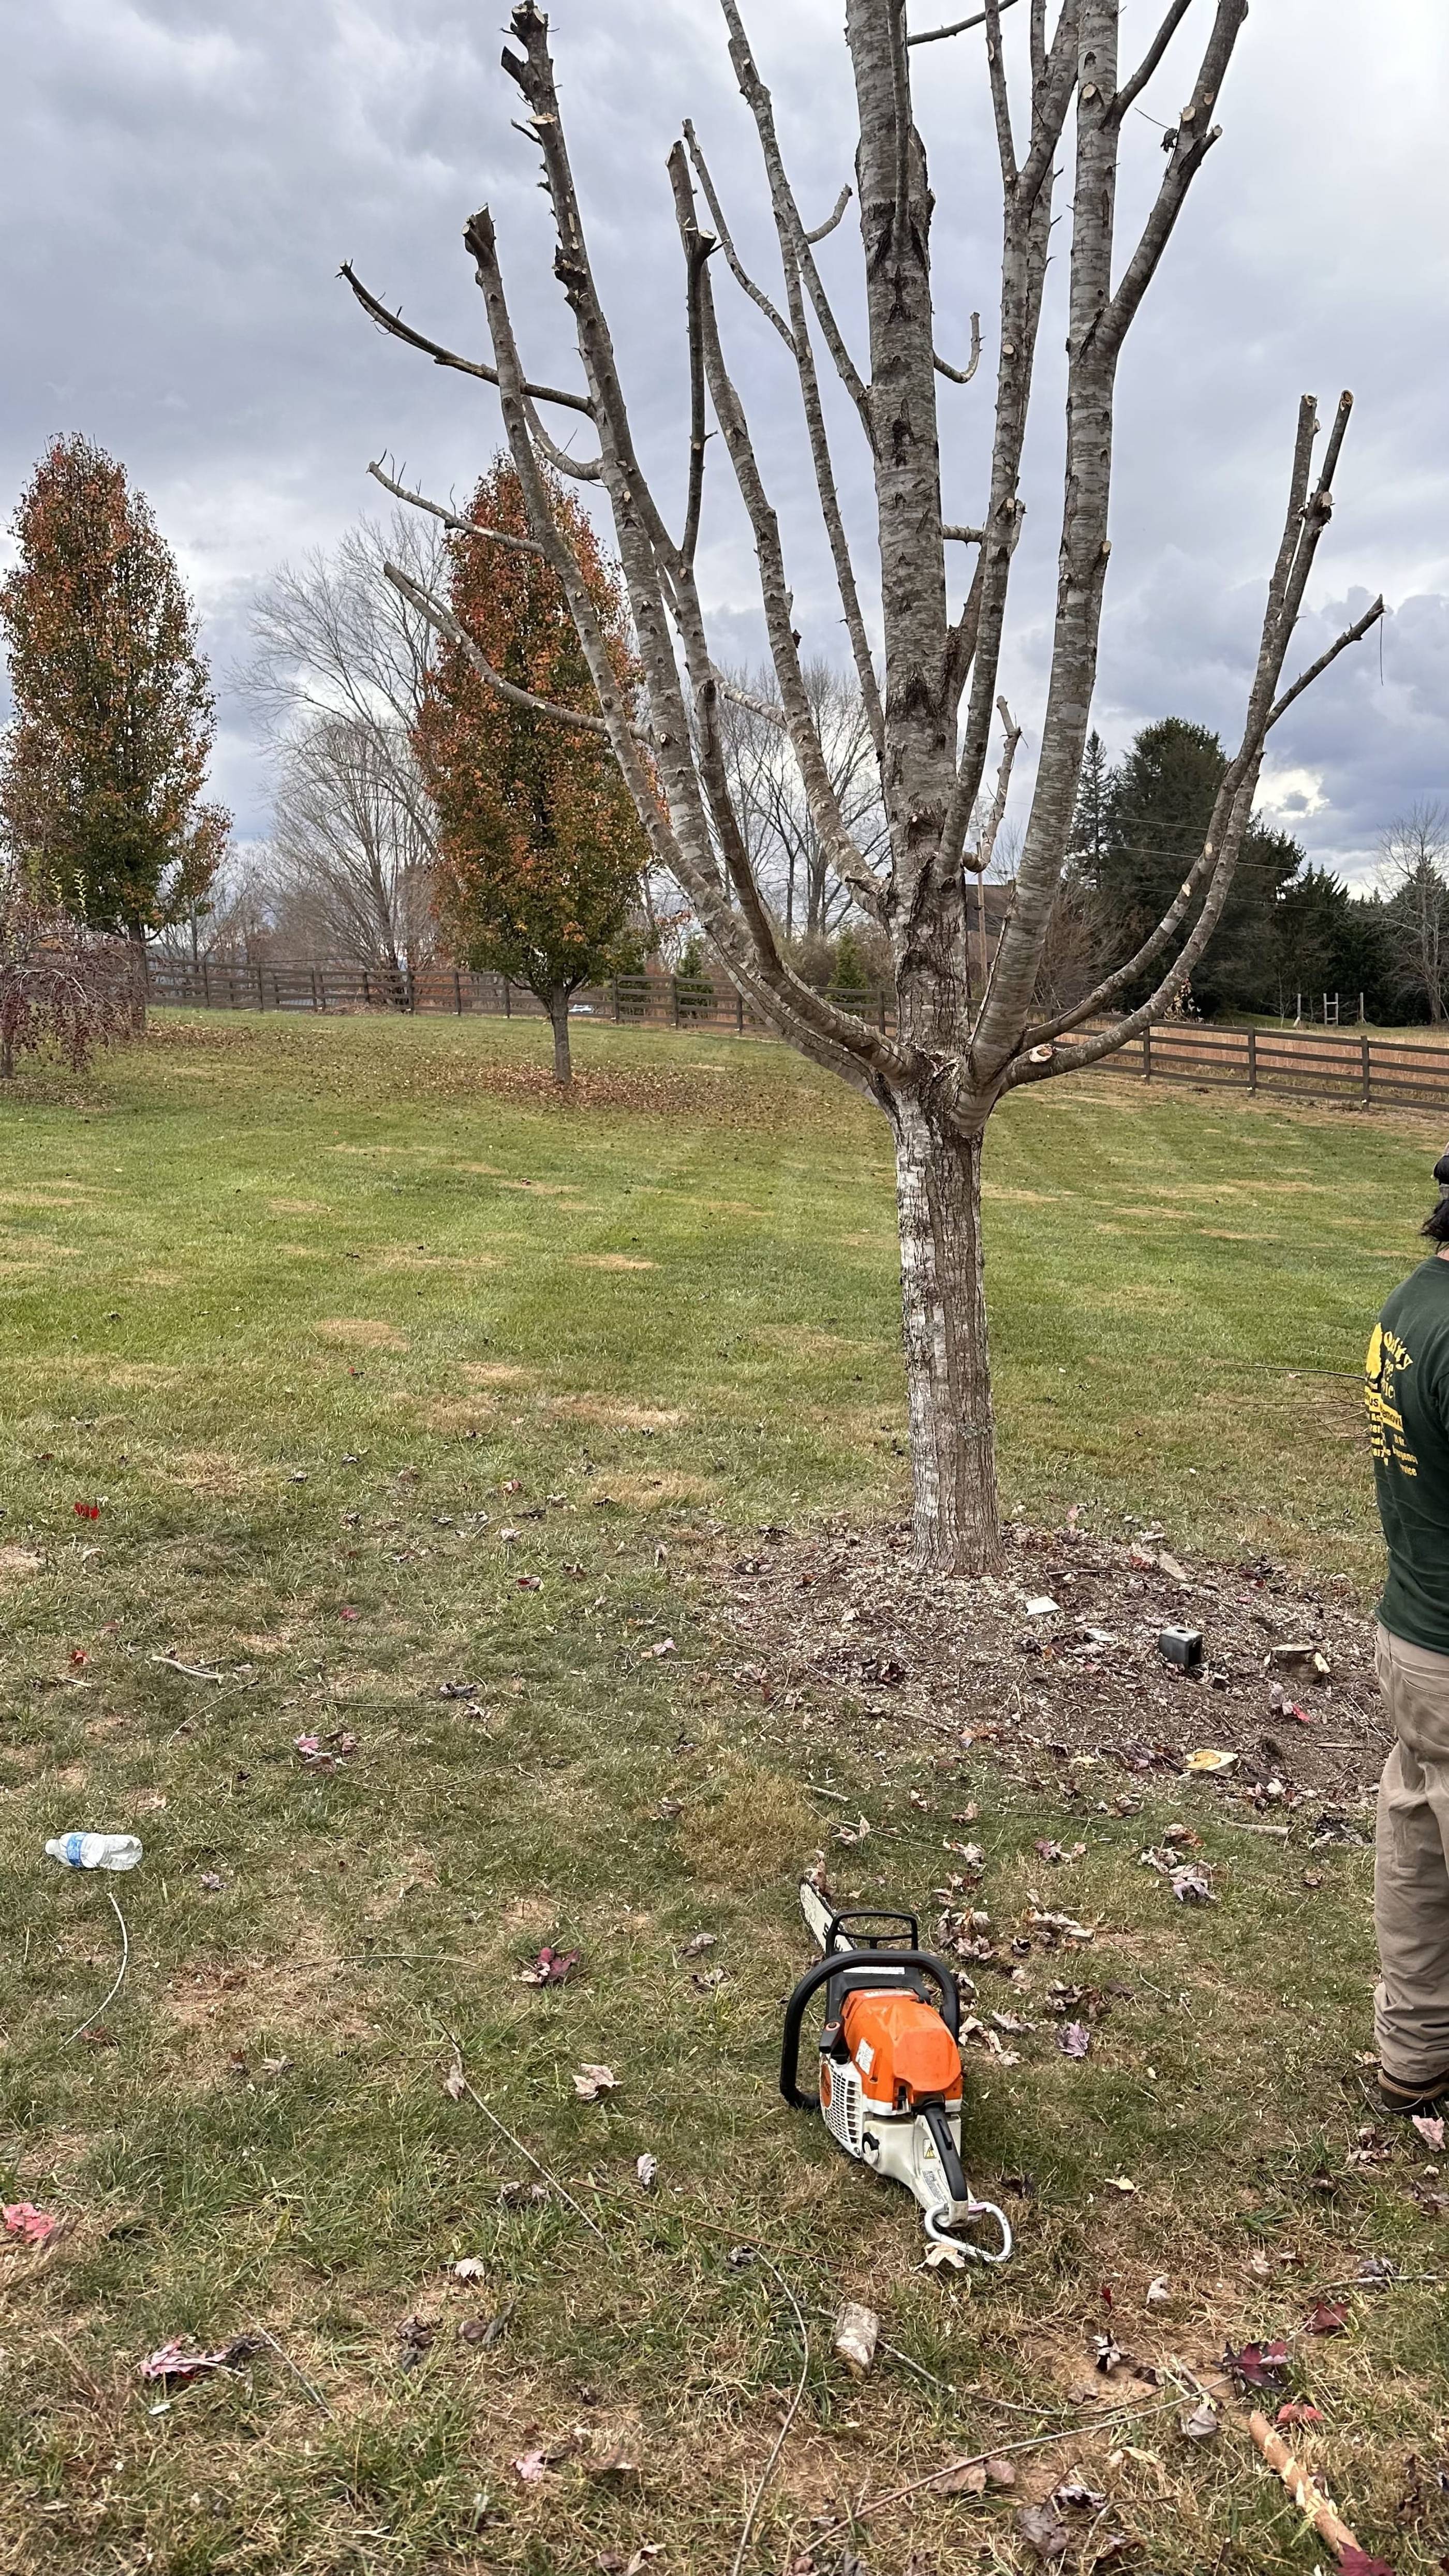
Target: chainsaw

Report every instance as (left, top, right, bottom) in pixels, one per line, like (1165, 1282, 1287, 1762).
(780, 1879, 1012, 2266)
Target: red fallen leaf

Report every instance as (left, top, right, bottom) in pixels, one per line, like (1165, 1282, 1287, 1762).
(339, 1605, 360, 1622)
(1340, 2551, 1399, 2576)
(72, 1501, 100, 1521)
(503, 1478, 523, 1494)
(1224, 2337, 1291, 2388)
(3, 2202, 62, 2247)
(518, 1947, 580, 1987)
(1305, 2297, 1349, 2335)
(68, 1648, 90, 1669)
(1276, 2400, 1324, 2427)
(516, 1574, 542, 1592)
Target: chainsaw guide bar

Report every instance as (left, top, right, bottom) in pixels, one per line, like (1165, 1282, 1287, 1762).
(782, 1879, 1012, 2266)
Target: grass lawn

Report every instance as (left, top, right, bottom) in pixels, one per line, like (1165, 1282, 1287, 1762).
(1, 1008, 1445, 2575)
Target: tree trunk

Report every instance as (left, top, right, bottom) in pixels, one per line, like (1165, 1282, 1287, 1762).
(1, 1030, 13, 1081)
(891, 1092, 1001, 1577)
(549, 986, 573, 1086)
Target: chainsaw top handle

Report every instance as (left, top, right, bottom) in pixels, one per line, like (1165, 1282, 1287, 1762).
(779, 1947, 961, 2111)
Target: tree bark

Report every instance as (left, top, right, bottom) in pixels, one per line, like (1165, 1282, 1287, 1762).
(549, 985, 573, 1085)
(890, 1091, 1001, 1574)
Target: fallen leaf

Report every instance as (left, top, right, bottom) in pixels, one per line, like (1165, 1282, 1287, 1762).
(1017, 2502, 1071, 2560)
(1169, 1864, 1215, 1905)
(517, 1946, 581, 1987)
(573, 2064, 618, 2101)
(339, 1605, 360, 1622)
(984, 2454, 1016, 2487)
(443, 2066, 467, 2100)
(1180, 2400, 1219, 2439)
(1093, 2334, 1124, 2373)
(924, 2238, 969, 2271)
(1339, 2553, 1399, 2576)
(199, 1870, 224, 1893)
(460, 2303, 514, 2348)
(1054, 2478, 1107, 2510)
(512, 2447, 550, 2485)
(937, 2459, 987, 2496)
(1058, 2021, 1091, 2059)
(1224, 2337, 1291, 2390)
(1412, 2113, 1446, 2152)
(635, 2153, 658, 2190)
(1276, 2400, 1324, 2427)
(449, 2257, 489, 2282)
(516, 1574, 542, 1592)
(680, 1932, 717, 1959)
(1305, 2297, 1349, 2335)
(1186, 1748, 1237, 1773)
(139, 2338, 255, 2384)
(1146, 2275, 1171, 2306)
(1105, 2175, 1138, 2195)
(2, 2203, 61, 2248)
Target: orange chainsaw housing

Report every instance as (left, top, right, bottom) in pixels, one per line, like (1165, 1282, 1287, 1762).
(830, 1986, 962, 2114)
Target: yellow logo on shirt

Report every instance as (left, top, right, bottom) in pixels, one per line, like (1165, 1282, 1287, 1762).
(1367, 1323, 1419, 1476)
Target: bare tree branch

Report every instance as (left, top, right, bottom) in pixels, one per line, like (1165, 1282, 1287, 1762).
(682, 120, 795, 350)
(1101, 0, 1248, 360)
(907, 0, 1022, 41)
(1267, 594, 1387, 732)
(718, 0, 875, 440)
(1108, 0, 1195, 125)
(366, 458, 545, 555)
(339, 261, 594, 417)
(804, 185, 853, 243)
(382, 559, 622, 740)
(934, 313, 983, 384)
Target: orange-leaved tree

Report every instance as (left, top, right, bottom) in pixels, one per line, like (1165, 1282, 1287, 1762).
(0, 434, 229, 945)
(409, 457, 650, 1084)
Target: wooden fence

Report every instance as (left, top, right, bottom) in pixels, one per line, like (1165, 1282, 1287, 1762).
(141, 955, 1449, 1115)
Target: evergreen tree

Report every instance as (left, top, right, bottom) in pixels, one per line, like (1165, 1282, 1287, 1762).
(1079, 717, 1304, 1015)
(1070, 729, 1112, 871)
(0, 435, 229, 940)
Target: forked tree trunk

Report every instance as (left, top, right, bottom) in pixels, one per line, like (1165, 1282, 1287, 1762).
(891, 1093, 1002, 1577)
(548, 985, 573, 1086)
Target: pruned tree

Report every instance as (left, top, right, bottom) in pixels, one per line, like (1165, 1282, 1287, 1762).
(241, 513, 443, 976)
(409, 457, 652, 1085)
(346, 0, 1384, 1573)
(1381, 802, 1449, 1025)
(0, 434, 229, 945)
(0, 871, 144, 1083)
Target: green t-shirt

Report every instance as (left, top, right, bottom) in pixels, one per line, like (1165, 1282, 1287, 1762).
(1368, 1253, 1449, 1652)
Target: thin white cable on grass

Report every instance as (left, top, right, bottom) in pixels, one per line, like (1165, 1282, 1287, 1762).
(62, 1890, 128, 2048)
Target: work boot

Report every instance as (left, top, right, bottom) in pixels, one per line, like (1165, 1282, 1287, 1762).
(1377, 2065, 1449, 2118)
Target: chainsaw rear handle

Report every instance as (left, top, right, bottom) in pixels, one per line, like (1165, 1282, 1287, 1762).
(779, 1948, 962, 2110)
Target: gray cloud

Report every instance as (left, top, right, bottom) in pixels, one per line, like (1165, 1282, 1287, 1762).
(2, 0, 1446, 878)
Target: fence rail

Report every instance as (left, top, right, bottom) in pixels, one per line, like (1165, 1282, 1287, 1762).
(141, 955, 1449, 1114)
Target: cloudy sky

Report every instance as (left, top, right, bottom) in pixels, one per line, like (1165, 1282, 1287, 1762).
(3, 0, 1446, 881)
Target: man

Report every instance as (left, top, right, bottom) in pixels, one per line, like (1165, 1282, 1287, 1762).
(1367, 1144, 1449, 2114)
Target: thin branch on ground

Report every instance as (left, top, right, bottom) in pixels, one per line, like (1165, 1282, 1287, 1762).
(728, 2254, 810, 2576)
(439, 2032, 608, 2243)
(62, 1890, 129, 2048)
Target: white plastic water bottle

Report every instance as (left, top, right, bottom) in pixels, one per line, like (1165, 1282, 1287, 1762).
(45, 1833, 143, 1872)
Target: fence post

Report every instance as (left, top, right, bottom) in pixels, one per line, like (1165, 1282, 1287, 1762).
(735, 988, 744, 1035)
(406, 965, 417, 1014)
(256, 964, 264, 1011)
(1247, 1027, 1257, 1094)
(1142, 1023, 1152, 1083)
(1362, 1033, 1371, 1111)
(504, 978, 511, 1018)
(673, 976, 682, 1027)
(454, 970, 463, 1015)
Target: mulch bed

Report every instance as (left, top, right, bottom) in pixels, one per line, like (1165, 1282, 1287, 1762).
(709, 1518, 1389, 1817)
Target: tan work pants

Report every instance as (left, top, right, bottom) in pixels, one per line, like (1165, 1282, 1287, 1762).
(1374, 1622, 1449, 2084)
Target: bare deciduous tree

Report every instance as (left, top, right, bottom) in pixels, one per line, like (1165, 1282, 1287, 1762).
(718, 662, 888, 941)
(241, 512, 441, 972)
(0, 871, 143, 1083)
(346, 0, 1384, 1574)
(1381, 802, 1449, 1026)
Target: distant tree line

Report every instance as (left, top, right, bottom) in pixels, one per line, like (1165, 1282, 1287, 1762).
(1068, 720, 1449, 1025)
